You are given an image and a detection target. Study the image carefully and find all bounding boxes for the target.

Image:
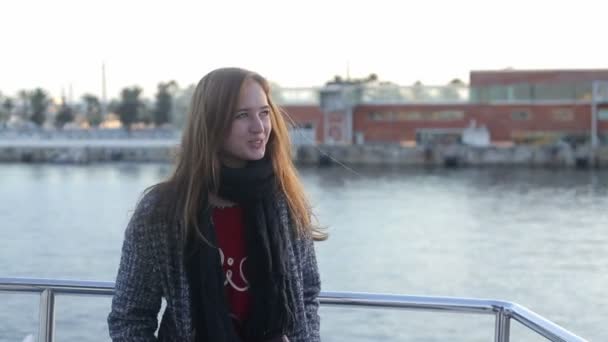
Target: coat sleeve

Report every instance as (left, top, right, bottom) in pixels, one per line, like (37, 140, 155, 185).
(108, 198, 162, 341)
(300, 233, 321, 342)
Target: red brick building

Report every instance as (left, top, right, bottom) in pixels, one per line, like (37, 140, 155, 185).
(280, 69, 608, 146)
(280, 105, 324, 143)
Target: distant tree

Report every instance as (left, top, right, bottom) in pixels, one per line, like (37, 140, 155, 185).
(0, 93, 9, 122)
(116, 86, 143, 131)
(332, 75, 343, 84)
(440, 79, 466, 101)
(30, 88, 49, 126)
(139, 101, 153, 125)
(154, 80, 177, 126)
(412, 81, 425, 101)
(55, 97, 74, 128)
(18, 90, 31, 119)
(327, 73, 379, 86)
(3, 97, 14, 115)
(82, 94, 102, 126)
(367, 73, 378, 82)
(107, 99, 121, 114)
(172, 84, 196, 129)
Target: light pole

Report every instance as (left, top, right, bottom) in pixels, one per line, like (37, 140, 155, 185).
(101, 62, 107, 118)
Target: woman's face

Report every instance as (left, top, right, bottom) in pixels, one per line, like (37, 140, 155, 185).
(221, 78, 272, 167)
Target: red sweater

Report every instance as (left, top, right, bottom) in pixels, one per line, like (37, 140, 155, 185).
(212, 206, 251, 335)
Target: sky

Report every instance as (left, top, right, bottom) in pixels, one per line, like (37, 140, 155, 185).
(1, 0, 607, 101)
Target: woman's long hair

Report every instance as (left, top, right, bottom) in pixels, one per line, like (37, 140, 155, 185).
(151, 67, 326, 244)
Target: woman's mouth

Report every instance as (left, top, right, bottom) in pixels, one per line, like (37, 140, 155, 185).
(249, 139, 264, 149)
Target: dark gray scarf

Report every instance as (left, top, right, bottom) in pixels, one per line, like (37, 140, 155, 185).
(186, 158, 295, 342)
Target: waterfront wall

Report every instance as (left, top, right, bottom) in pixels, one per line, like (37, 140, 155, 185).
(2, 139, 608, 167)
(0, 140, 179, 163)
(296, 144, 608, 168)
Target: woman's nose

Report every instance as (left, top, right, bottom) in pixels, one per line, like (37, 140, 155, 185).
(250, 116, 264, 133)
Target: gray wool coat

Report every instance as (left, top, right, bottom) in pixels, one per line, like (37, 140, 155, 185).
(107, 190, 321, 341)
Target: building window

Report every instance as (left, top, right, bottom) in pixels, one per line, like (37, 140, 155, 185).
(432, 110, 465, 121)
(368, 111, 393, 121)
(575, 83, 593, 100)
(599, 109, 608, 121)
(511, 84, 533, 101)
(512, 131, 560, 145)
(395, 111, 423, 121)
(488, 85, 509, 101)
(511, 109, 532, 121)
(552, 108, 574, 121)
(368, 112, 381, 121)
(369, 110, 464, 121)
(416, 130, 462, 145)
(534, 84, 576, 101)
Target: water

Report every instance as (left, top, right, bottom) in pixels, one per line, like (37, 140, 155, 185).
(1, 163, 607, 341)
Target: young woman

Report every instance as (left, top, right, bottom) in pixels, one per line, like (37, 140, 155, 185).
(108, 67, 325, 342)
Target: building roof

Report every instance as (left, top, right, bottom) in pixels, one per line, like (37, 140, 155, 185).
(470, 69, 608, 86)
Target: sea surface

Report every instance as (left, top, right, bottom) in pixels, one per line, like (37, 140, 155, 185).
(2, 163, 607, 341)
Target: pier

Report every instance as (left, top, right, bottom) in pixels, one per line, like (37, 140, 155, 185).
(2, 138, 607, 167)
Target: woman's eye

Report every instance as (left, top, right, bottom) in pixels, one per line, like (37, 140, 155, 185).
(235, 112, 247, 119)
(260, 110, 270, 117)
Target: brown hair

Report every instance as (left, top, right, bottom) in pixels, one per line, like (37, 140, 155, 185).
(151, 67, 326, 244)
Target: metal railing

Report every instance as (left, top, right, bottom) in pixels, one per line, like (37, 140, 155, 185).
(0, 277, 587, 342)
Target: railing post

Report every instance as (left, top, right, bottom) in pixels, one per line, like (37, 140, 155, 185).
(39, 289, 55, 342)
(495, 309, 511, 342)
